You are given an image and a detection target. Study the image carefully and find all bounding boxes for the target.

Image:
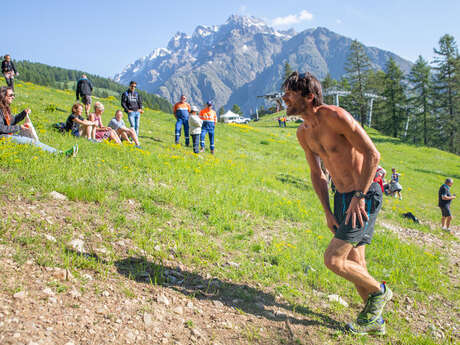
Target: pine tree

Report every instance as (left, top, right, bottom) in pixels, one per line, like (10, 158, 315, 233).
(407, 56, 433, 145)
(345, 40, 371, 126)
(231, 104, 242, 115)
(432, 34, 459, 153)
(382, 58, 406, 138)
(321, 73, 337, 105)
(218, 106, 225, 116)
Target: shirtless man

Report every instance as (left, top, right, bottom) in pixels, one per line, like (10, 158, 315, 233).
(282, 72, 392, 335)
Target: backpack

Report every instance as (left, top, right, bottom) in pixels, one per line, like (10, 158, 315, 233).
(402, 212, 419, 224)
(52, 122, 66, 133)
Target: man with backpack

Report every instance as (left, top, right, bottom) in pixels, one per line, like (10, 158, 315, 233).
(121, 81, 144, 136)
(76, 74, 93, 116)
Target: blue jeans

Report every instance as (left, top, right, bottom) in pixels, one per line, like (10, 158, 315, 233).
(200, 122, 215, 151)
(175, 116, 190, 145)
(128, 111, 141, 136)
(0, 135, 58, 153)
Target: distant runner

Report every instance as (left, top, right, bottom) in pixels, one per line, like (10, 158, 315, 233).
(173, 95, 191, 146)
(283, 72, 392, 335)
(76, 74, 93, 116)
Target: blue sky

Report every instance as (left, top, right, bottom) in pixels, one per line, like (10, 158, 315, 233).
(3, 0, 459, 77)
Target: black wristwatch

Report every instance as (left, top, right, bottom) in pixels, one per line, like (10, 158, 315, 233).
(353, 191, 366, 199)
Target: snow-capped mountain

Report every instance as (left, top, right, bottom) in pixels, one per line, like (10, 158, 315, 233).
(114, 15, 412, 113)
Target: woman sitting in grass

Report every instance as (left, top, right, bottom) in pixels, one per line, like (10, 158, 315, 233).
(0, 86, 77, 156)
(107, 110, 141, 148)
(89, 102, 121, 143)
(65, 103, 98, 141)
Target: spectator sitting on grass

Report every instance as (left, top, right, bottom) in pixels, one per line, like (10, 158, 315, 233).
(65, 103, 98, 141)
(89, 102, 121, 144)
(0, 86, 77, 156)
(108, 110, 141, 148)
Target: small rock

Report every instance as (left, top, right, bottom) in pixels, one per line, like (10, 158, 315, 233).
(143, 312, 154, 327)
(13, 291, 26, 300)
(173, 306, 184, 315)
(226, 261, 240, 268)
(13, 333, 20, 338)
(191, 328, 202, 337)
(67, 239, 85, 253)
(157, 295, 170, 306)
(82, 273, 93, 281)
(102, 291, 110, 297)
(212, 300, 224, 308)
(96, 307, 105, 315)
(45, 234, 57, 242)
(52, 268, 67, 280)
(69, 287, 81, 298)
(49, 191, 67, 200)
(48, 297, 57, 304)
(186, 301, 194, 308)
(64, 342, 75, 345)
(43, 288, 54, 296)
(327, 294, 349, 307)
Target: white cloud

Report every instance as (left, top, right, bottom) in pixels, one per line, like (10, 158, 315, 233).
(336, 19, 342, 24)
(272, 10, 313, 27)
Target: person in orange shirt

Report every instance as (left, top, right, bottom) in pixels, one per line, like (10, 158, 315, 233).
(173, 95, 191, 146)
(199, 101, 217, 154)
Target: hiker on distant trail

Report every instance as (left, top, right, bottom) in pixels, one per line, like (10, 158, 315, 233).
(277, 117, 282, 127)
(89, 102, 121, 144)
(76, 74, 93, 116)
(121, 81, 143, 137)
(173, 95, 191, 146)
(65, 103, 98, 141)
(0, 86, 77, 156)
(284, 71, 391, 336)
(282, 116, 287, 127)
(2, 55, 17, 91)
(108, 110, 141, 148)
(199, 101, 217, 154)
(439, 178, 455, 233)
(389, 168, 402, 200)
(188, 105, 203, 154)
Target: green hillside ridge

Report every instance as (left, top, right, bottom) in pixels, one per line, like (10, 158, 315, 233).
(13, 60, 173, 113)
(0, 81, 458, 344)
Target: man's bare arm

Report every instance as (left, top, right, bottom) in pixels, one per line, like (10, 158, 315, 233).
(297, 126, 338, 232)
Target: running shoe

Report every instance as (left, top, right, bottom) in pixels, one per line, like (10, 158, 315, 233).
(357, 283, 393, 324)
(346, 316, 385, 336)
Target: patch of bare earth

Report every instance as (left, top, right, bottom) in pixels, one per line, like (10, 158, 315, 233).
(0, 194, 457, 344)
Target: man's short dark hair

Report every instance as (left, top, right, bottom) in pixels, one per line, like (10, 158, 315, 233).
(445, 178, 453, 184)
(282, 71, 323, 107)
(129, 81, 136, 86)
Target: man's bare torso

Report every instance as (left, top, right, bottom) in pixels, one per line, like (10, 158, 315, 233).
(297, 105, 366, 193)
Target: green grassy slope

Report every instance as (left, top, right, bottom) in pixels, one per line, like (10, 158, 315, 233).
(1, 81, 458, 344)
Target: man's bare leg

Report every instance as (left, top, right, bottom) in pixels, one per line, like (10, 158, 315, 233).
(442, 216, 447, 228)
(446, 216, 452, 228)
(324, 238, 380, 295)
(347, 246, 371, 301)
(85, 104, 90, 116)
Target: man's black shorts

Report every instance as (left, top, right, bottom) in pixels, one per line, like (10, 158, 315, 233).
(440, 205, 451, 217)
(333, 182, 383, 247)
(81, 95, 92, 105)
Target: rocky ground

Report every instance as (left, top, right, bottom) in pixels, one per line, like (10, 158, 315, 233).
(0, 193, 458, 345)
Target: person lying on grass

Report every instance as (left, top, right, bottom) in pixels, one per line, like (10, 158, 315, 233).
(65, 103, 98, 142)
(89, 102, 121, 144)
(0, 86, 77, 157)
(107, 110, 141, 148)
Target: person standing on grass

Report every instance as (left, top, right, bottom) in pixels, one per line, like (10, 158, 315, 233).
(173, 95, 191, 146)
(121, 81, 143, 137)
(2, 55, 17, 91)
(108, 110, 141, 148)
(389, 168, 402, 200)
(188, 105, 203, 154)
(199, 101, 217, 154)
(76, 74, 93, 116)
(0, 86, 77, 156)
(439, 178, 455, 232)
(283, 71, 392, 336)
